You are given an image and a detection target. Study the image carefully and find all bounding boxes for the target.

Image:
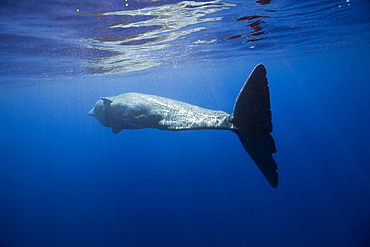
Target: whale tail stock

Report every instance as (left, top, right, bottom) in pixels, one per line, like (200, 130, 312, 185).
(230, 64, 278, 188)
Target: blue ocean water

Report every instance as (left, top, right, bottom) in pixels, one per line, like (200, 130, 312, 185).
(1, 0, 370, 246)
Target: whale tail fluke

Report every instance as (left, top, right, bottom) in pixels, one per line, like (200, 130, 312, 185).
(231, 64, 278, 188)
(235, 132, 278, 188)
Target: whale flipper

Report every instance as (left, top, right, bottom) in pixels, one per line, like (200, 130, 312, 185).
(231, 64, 278, 188)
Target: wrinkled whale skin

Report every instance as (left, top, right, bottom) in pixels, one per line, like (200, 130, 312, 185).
(89, 92, 233, 134)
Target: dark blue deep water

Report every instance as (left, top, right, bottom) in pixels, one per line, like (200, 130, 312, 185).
(1, 1, 370, 246)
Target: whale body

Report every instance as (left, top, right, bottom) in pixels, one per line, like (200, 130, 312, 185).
(88, 92, 233, 133)
(89, 64, 278, 188)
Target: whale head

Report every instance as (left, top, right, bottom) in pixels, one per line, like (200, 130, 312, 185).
(88, 97, 114, 128)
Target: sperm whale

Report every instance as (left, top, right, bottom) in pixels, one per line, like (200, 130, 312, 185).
(89, 64, 278, 188)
